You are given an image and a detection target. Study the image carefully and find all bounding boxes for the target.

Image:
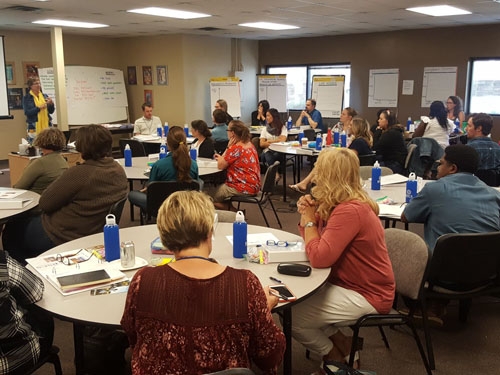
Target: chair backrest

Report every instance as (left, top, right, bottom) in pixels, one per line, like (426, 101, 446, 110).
(404, 143, 418, 170)
(427, 231, 500, 290)
(108, 196, 127, 225)
(215, 209, 237, 223)
(214, 140, 229, 155)
(359, 165, 393, 180)
(119, 138, 147, 157)
(384, 228, 430, 300)
(475, 169, 500, 187)
(146, 180, 200, 219)
(304, 128, 316, 141)
(251, 136, 264, 156)
(204, 369, 255, 375)
(358, 153, 377, 166)
(261, 161, 280, 194)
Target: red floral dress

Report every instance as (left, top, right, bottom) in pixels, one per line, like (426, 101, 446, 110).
(224, 144, 260, 194)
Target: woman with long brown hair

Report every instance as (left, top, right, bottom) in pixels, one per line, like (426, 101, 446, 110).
(128, 126, 200, 210)
(260, 108, 287, 183)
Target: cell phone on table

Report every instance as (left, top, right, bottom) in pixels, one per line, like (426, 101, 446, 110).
(269, 284, 297, 302)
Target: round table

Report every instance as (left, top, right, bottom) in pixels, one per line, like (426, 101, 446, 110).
(32, 223, 329, 375)
(0, 188, 40, 223)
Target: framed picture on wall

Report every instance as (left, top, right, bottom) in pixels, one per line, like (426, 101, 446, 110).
(127, 66, 137, 85)
(8, 88, 23, 109)
(156, 65, 168, 85)
(6, 62, 15, 85)
(144, 89, 153, 106)
(22, 61, 40, 84)
(142, 66, 153, 85)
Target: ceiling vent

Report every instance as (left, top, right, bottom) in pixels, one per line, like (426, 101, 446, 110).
(3, 5, 45, 12)
(198, 27, 224, 32)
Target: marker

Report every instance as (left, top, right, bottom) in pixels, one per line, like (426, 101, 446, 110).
(376, 196, 388, 202)
(269, 288, 289, 301)
(269, 276, 282, 283)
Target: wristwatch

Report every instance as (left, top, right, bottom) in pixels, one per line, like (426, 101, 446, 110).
(304, 221, 316, 228)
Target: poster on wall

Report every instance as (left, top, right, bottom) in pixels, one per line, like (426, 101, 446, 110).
(142, 66, 152, 85)
(144, 90, 153, 106)
(368, 68, 399, 108)
(22, 61, 39, 84)
(127, 66, 137, 85)
(421, 67, 457, 107)
(156, 65, 167, 85)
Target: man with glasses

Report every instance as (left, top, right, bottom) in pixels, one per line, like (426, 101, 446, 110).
(402, 144, 500, 252)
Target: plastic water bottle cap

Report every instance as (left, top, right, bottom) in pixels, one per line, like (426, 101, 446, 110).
(106, 214, 116, 225)
(409, 172, 416, 181)
(165, 122, 168, 126)
(125, 144, 130, 150)
(235, 211, 245, 222)
(374, 161, 380, 168)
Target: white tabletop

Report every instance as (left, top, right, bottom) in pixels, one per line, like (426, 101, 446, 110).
(250, 126, 320, 136)
(269, 142, 322, 156)
(0, 188, 40, 221)
(117, 156, 222, 180)
(33, 223, 329, 326)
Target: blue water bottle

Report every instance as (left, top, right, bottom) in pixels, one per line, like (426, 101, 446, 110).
(233, 211, 247, 258)
(315, 132, 322, 151)
(104, 214, 120, 262)
(371, 161, 381, 190)
(159, 139, 167, 159)
(287, 116, 292, 130)
(340, 131, 347, 147)
(163, 122, 169, 136)
(184, 124, 189, 137)
(333, 128, 340, 145)
(124, 144, 132, 167)
(406, 172, 417, 203)
(298, 131, 304, 144)
(406, 117, 412, 131)
(454, 118, 460, 134)
(157, 123, 163, 137)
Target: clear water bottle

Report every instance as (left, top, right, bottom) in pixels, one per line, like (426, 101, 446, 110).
(104, 214, 120, 262)
(124, 144, 132, 167)
(406, 117, 412, 131)
(163, 122, 169, 136)
(157, 123, 163, 137)
(371, 161, 381, 190)
(406, 172, 417, 203)
(287, 116, 292, 130)
(233, 211, 247, 258)
(159, 139, 167, 159)
(315, 132, 322, 151)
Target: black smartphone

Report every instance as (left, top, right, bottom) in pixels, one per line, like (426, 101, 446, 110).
(269, 284, 297, 302)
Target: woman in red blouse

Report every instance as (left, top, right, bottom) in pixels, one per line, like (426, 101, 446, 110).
(213, 120, 261, 210)
(121, 190, 285, 374)
(293, 148, 395, 372)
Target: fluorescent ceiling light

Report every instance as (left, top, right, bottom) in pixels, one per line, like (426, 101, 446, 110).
(127, 7, 210, 19)
(239, 22, 299, 31)
(33, 19, 108, 28)
(406, 5, 471, 16)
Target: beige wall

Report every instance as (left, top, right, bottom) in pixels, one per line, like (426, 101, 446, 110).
(259, 24, 500, 141)
(0, 30, 258, 159)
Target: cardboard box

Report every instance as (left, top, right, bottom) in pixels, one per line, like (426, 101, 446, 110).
(0, 199, 31, 209)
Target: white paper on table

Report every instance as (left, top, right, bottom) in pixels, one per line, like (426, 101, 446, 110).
(133, 135, 161, 141)
(0, 189, 25, 199)
(377, 203, 405, 218)
(380, 174, 408, 185)
(0, 199, 32, 209)
(226, 233, 279, 246)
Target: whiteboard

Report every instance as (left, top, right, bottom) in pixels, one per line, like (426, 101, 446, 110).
(258, 74, 287, 112)
(210, 77, 241, 118)
(311, 75, 345, 118)
(39, 66, 128, 125)
(368, 68, 399, 107)
(421, 66, 457, 107)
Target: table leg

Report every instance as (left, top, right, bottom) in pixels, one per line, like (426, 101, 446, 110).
(281, 153, 287, 202)
(73, 323, 85, 375)
(282, 308, 292, 375)
(128, 181, 134, 221)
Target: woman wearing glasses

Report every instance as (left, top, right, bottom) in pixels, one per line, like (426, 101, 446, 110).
(121, 190, 285, 374)
(446, 96, 465, 123)
(292, 148, 395, 372)
(213, 120, 261, 210)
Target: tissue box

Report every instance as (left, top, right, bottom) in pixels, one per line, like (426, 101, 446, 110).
(263, 244, 308, 263)
(0, 199, 30, 209)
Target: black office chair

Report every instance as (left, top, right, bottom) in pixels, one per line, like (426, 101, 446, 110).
(358, 152, 376, 166)
(108, 196, 127, 225)
(27, 345, 63, 375)
(229, 161, 282, 228)
(303, 128, 316, 141)
(214, 140, 229, 155)
(422, 231, 500, 369)
(119, 138, 146, 157)
(141, 180, 200, 224)
(475, 169, 500, 187)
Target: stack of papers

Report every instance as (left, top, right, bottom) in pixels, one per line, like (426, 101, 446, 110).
(377, 203, 404, 219)
(0, 189, 32, 210)
(133, 135, 161, 142)
(380, 174, 408, 185)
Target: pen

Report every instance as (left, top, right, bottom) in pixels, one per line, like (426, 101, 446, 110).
(376, 196, 388, 202)
(269, 276, 283, 283)
(269, 288, 289, 301)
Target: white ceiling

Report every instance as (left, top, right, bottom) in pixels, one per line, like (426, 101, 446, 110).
(0, 0, 500, 39)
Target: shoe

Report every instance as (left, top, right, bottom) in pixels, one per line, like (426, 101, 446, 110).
(344, 351, 360, 369)
(288, 184, 307, 194)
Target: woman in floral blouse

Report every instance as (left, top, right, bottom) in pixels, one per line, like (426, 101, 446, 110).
(121, 191, 285, 374)
(213, 120, 261, 210)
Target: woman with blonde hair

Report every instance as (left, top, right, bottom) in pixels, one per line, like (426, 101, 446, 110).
(213, 120, 260, 210)
(215, 98, 233, 124)
(292, 148, 395, 372)
(122, 190, 285, 374)
(14, 127, 68, 194)
(128, 126, 199, 211)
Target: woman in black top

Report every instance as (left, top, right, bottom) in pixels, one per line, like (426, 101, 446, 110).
(251, 100, 270, 126)
(191, 120, 215, 158)
(372, 110, 407, 174)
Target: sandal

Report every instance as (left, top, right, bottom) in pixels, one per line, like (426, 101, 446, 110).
(344, 351, 360, 369)
(288, 184, 307, 193)
(275, 175, 282, 185)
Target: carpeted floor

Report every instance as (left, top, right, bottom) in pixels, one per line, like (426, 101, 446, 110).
(1, 158, 500, 375)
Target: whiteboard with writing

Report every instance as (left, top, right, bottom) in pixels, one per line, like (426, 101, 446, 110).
(368, 68, 399, 108)
(210, 77, 241, 118)
(258, 75, 287, 112)
(39, 66, 128, 125)
(311, 75, 345, 117)
(421, 66, 457, 107)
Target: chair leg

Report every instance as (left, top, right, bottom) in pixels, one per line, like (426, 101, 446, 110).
(306, 349, 311, 359)
(257, 203, 270, 227)
(420, 300, 436, 370)
(459, 299, 472, 323)
(267, 198, 282, 229)
(50, 348, 63, 375)
(407, 320, 434, 375)
(378, 326, 390, 349)
(347, 328, 361, 367)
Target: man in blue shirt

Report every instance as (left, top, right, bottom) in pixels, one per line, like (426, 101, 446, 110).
(466, 112, 500, 171)
(402, 144, 500, 252)
(295, 98, 324, 132)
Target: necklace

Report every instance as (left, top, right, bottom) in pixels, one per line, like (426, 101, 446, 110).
(175, 255, 217, 263)
(143, 117, 154, 134)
